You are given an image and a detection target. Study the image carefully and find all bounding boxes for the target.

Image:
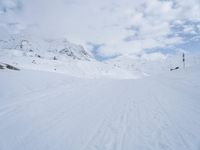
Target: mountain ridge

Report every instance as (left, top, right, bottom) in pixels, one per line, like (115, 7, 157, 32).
(1, 34, 200, 79)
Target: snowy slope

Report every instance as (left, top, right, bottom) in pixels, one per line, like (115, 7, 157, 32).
(0, 35, 139, 79)
(0, 34, 93, 61)
(105, 52, 200, 76)
(1, 34, 200, 79)
(0, 65, 200, 150)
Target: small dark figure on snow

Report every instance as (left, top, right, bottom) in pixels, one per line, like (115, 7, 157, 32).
(170, 66, 179, 71)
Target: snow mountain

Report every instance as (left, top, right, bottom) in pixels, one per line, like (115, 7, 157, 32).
(0, 34, 93, 61)
(1, 34, 200, 79)
(0, 34, 140, 78)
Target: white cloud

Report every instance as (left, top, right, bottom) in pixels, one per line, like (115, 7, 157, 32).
(0, 0, 200, 57)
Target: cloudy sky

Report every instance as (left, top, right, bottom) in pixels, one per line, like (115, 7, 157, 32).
(0, 0, 200, 59)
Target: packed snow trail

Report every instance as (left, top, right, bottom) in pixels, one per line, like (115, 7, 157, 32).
(0, 67, 200, 150)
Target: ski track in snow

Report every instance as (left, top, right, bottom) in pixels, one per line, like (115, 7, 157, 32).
(0, 68, 200, 150)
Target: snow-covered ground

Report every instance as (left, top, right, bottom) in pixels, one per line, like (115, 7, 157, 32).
(1, 34, 200, 150)
(2, 34, 200, 79)
(0, 35, 142, 79)
(0, 64, 200, 150)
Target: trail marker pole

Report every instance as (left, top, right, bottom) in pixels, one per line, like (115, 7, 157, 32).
(183, 53, 185, 69)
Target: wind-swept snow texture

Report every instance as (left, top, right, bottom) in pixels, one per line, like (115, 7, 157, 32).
(0, 66, 200, 150)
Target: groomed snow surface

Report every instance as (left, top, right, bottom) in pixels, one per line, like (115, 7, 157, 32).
(0, 66, 200, 150)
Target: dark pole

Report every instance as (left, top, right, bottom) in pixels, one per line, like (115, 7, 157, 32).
(183, 53, 185, 69)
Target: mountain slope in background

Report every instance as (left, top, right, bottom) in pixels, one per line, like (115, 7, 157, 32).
(0, 34, 200, 79)
(0, 34, 140, 78)
(0, 34, 93, 61)
(105, 52, 200, 76)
